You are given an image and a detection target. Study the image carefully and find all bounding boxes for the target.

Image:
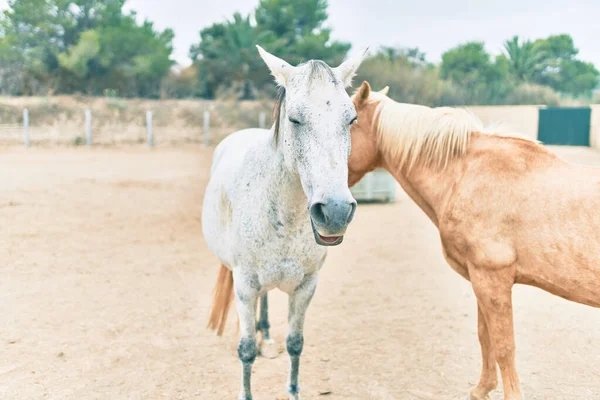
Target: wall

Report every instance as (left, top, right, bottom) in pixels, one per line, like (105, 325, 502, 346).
(466, 105, 542, 140)
(590, 105, 600, 150)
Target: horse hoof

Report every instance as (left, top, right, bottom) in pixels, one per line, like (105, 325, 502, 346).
(465, 394, 490, 400)
(259, 338, 279, 359)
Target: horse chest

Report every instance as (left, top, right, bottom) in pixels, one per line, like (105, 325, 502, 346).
(235, 219, 326, 292)
(257, 259, 315, 293)
(255, 243, 325, 293)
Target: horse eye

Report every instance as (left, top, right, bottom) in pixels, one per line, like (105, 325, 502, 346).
(350, 117, 358, 126)
(289, 117, 301, 125)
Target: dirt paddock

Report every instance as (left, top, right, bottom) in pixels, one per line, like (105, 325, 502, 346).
(1, 145, 599, 400)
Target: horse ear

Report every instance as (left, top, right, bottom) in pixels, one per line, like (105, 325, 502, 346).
(354, 81, 371, 108)
(256, 45, 295, 87)
(335, 47, 369, 87)
(379, 86, 390, 96)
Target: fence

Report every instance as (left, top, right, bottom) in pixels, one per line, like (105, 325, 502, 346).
(2, 98, 600, 149)
(0, 107, 270, 148)
(0, 97, 273, 147)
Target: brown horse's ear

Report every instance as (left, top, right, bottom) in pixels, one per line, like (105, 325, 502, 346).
(379, 86, 389, 96)
(354, 81, 371, 108)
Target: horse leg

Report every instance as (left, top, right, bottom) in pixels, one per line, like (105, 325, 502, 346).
(233, 272, 260, 400)
(286, 274, 317, 400)
(257, 293, 279, 359)
(469, 264, 523, 400)
(468, 303, 498, 400)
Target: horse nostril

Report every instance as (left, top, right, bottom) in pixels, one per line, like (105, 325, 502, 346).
(310, 202, 328, 226)
(347, 201, 357, 224)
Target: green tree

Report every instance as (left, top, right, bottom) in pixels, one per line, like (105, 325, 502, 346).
(254, 0, 327, 41)
(0, 0, 67, 93)
(59, 0, 126, 48)
(503, 35, 546, 83)
(556, 59, 599, 97)
(440, 42, 510, 104)
(58, 29, 100, 78)
(189, 12, 271, 99)
(441, 42, 492, 86)
(532, 34, 599, 96)
(254, 0, 349, 66)
(189, 0, 350, 99)
(535, 34, 578, 62)
(0, 0, 174, 96)
(93, 16, 174, 97)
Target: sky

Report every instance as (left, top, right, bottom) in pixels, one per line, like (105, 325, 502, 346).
(1, 0, 599, 67)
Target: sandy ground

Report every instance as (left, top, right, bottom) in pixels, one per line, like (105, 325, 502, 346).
(1, 145, 599, 400)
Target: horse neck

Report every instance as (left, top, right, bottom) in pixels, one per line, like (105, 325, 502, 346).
(268, 139, 309, 218)
(379, 140, 462, 228)
(372, 101, 476, 226)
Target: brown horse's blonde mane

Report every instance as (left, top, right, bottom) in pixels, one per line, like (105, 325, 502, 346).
(373, 97, 535, 173)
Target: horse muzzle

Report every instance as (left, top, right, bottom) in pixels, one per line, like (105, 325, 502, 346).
(308, 197, 357, 246)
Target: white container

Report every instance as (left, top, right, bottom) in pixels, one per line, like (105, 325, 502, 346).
(350, 168, 396, 203)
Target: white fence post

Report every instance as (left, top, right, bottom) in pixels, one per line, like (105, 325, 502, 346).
(85, 109, 92, 147)
(259, 111, 266, 129)
(203, 110, 210, 146)
(146, 110, 153, 147)
(23, 108, 29, 148)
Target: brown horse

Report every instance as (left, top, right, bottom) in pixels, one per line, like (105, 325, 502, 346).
(348, 81, 600, 400)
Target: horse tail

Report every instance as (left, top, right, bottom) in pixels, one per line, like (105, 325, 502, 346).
(207, 264, 235, 336)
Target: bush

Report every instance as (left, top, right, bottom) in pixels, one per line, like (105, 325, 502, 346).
(504, 83, 561, 106)
(354, 54, 445, 106)
(354, 49, 566, 106)
(160, 65, 202, 99)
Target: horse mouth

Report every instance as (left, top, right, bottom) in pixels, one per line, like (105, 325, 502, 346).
(319, 234, 343, 245)
(310, 220, 344, 246)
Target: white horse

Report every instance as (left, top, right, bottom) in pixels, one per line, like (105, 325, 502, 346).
(202, 46, 366, 400)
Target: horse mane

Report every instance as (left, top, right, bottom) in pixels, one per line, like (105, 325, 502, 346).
(272, 86, 286, 146)
(272, 60, 337, 146)
(374, 97, 536, 173)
